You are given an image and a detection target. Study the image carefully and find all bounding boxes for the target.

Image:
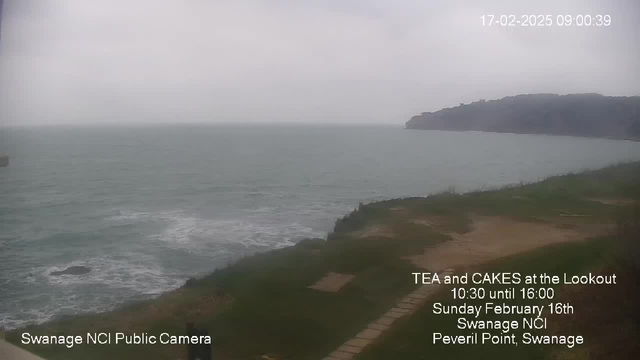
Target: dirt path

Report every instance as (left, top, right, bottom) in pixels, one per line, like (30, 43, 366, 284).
(322, 269, 454, 360)
(409, 215, 613, 271)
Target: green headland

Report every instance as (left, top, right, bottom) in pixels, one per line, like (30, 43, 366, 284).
(7, 162, 640, 360)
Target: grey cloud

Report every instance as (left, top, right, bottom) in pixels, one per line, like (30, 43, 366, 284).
(1, 0, 638, 125)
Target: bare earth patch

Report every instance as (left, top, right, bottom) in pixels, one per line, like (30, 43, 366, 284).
(356, 225, 395, 239)
(388, 206, 411, 217)
(410, 216, 450, 231)
(411, 218, 438, 227)
(409, 216, 613, 271)
(309, 272, 356, 292)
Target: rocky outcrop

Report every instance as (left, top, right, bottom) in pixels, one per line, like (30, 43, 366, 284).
(50, 266, 91, 276)
(406, 93, 640, 140)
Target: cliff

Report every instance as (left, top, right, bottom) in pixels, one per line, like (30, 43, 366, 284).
(406, 93, 640, 140)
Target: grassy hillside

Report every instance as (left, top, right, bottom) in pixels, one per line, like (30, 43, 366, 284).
(406, 94, 640, 140)
(7, 162, 640, 360)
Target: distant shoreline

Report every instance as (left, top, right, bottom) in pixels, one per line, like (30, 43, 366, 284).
(405, 93, 640, 141)
(404, 127, 640, 143)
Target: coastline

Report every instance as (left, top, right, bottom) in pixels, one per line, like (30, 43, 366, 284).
(5, 161, 640, 360)
(5, 125, 640, 335)
(404, 127, 640, 143)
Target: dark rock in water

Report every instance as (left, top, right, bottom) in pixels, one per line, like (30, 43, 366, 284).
(0, 154, 8, 167)
(50, 266, 91, 276)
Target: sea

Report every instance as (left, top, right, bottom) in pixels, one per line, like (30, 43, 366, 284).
(1, 124, 639, 330)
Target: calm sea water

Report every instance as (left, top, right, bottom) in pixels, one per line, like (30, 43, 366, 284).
(1, 124, 639, 329)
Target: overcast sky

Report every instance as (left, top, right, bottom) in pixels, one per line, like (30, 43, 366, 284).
(1, 0, 639, 125)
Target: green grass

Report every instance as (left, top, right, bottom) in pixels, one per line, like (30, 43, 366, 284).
(6, 161, 640, 360)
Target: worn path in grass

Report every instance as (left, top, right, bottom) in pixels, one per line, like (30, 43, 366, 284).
(408, 215, 614, 271)
(321, 269, 454, 360)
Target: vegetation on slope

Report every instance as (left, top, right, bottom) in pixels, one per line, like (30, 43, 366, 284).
(406, 93, 640, 140)
(360, 165, 640, 360)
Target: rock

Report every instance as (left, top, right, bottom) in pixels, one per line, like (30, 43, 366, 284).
(50, 266, 91, 276)
(0, 154, 8, 167)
